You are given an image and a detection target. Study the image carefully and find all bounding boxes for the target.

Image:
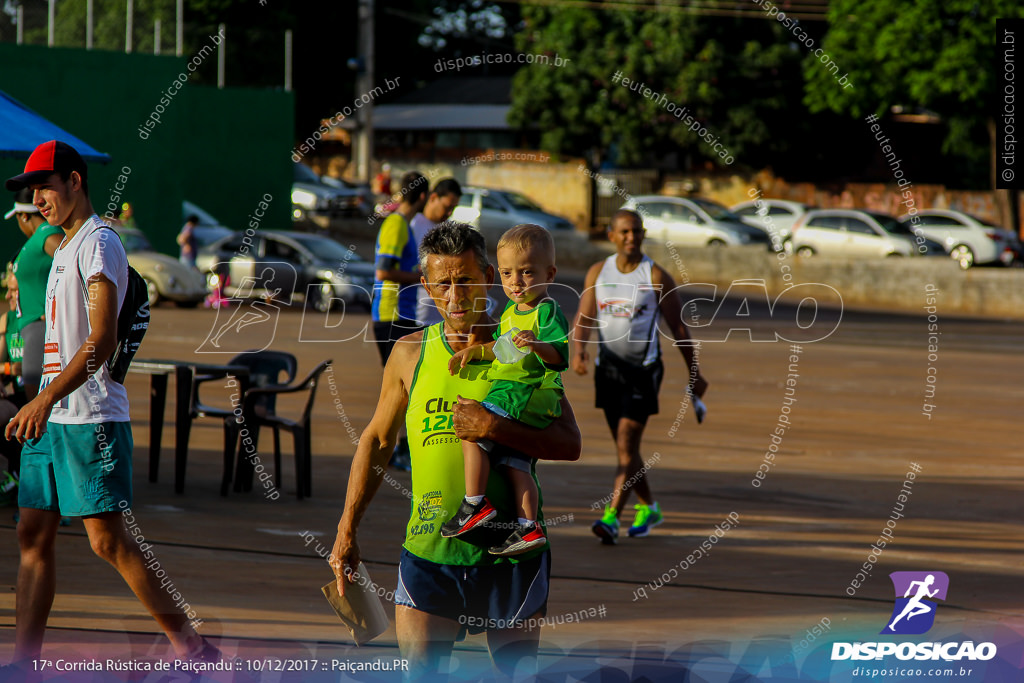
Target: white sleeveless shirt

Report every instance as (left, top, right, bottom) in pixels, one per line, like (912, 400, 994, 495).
(42, 216, 130, 423)
(594, 255, 661, 367)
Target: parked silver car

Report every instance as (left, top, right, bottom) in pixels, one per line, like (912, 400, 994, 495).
(196, 230, 373, 312)
(791, 209, 944, 258)
(452, 186, 575, 231)
(731, 198, 815, 244)
(621, 195, 770, 247)
(898, 209, 1014, 269)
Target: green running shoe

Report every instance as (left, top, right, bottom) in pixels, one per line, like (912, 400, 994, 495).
(591, 505, 620, 545)
(628, 502, 663, 538)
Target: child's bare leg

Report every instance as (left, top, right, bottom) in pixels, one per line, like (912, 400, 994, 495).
(463, 440, 490, 498)
(506, 467, 538, 522)
(441, 442, 497, 538)
(487, 462, 545, 556)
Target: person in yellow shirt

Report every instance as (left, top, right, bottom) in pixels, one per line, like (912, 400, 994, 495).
(372, 171, 429, 469)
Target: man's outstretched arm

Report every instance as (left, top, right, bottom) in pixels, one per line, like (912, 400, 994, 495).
(453, 393, 581, 462)
(330, 342, 414, 594)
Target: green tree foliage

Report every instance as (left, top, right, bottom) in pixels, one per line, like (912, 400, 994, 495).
(508, 5, 807, 168)
(418, 0, 512, 51)
(22, 0, 178, 54)
(803, 0, 1024, 175)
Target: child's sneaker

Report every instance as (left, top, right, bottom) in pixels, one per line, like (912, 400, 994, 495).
(440, 498, 497, 538)
(489, 522, 546, 556)
(591, 506, 620, 545)
(628, 502, 664, 538)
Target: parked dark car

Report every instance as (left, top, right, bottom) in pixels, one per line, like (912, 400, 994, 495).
(196, 230, 374, 312)
(320, 175, 373, 217)
(292, 162, 363, 220)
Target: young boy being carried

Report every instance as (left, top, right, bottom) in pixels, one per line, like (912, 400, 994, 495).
(440, 224, 569, 556)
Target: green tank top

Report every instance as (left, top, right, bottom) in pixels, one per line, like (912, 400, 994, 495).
(484, 299, 568, 427)
(12, 224, 62, 325)
(5, 311, 23, 363)
(4, 310, 24, 393)
(404, 322, 547, 565)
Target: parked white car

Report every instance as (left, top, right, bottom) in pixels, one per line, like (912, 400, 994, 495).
(113, 227, 208, 307)
(452, 186, 575, 231)
(898, 209, 1011, 269)
(731, 198, 815, 244)
(790, 209, 943, 258)
(621, 195, 771, 247)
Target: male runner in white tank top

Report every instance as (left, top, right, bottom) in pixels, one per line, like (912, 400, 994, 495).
(572, 209, 708, 544)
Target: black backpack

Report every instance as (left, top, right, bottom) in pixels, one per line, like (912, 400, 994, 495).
(79, 226, 151, 383)
(106, 264, 150, 383)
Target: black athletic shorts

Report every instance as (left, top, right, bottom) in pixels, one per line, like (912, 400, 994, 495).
(372, 319, 423, 366)
(594, 349, 664, 429)
(394, 548, 550, 635)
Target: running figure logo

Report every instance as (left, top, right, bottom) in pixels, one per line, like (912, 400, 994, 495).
(196, 265, 293, 353)
(881, 571, 949, 635)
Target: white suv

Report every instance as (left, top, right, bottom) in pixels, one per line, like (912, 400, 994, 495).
(790, 209, 937, 258)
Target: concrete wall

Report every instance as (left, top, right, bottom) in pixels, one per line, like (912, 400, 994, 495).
(641, 243, 1024, 319)
(483, 227, 1024, 319)
(335, 155, 593, 230)
(466, 157, 591, 229)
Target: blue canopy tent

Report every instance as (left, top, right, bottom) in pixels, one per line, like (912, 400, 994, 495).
(0, 90, 110, 163)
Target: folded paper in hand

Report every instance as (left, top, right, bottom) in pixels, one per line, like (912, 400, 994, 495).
(321, 562, 390, 645)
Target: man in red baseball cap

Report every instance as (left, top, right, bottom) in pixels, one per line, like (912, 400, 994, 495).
(4, 140, 89, 194)
(4, 141, 219, 668)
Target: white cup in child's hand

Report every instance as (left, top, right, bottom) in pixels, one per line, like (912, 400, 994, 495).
(493, 327, 530, 364)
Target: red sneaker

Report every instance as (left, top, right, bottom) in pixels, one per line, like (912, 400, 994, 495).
(489, 523, 547, 556)
(440, 498, 498, 538)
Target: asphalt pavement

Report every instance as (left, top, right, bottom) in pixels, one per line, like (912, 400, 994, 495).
(0, 266, 1021, 682)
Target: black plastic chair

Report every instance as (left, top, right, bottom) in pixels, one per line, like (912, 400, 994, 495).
(188, 350, 298, 495)
(234, 359, 332, 499)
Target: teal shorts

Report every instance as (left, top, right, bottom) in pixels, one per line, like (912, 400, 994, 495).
(18, 422, 134, 516)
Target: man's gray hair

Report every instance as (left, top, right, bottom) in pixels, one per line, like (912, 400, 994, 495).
(419, 221, 490, 274)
